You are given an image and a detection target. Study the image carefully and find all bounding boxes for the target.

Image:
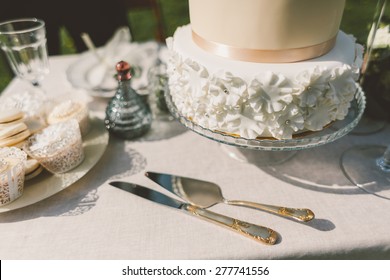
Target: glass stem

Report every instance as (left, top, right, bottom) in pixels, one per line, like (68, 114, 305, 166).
(361, 0, 387, 76)
(377, 145, 390, 172)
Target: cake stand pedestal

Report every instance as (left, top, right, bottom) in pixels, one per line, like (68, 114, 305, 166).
(165, 86, 366, 165)
(219, 145, 297, 165)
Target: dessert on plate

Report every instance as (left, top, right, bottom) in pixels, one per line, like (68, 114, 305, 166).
(24, 119, 85, 174)
(0, 109, 31, 148)
(47, 100, 90, 136)
(0, 147, 27, 206)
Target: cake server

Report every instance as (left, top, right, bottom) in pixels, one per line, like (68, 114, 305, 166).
(145, 171, 315, 222)
(109, 181, 277, 245)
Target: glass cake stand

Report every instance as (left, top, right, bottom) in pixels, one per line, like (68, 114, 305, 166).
(165, 86, 366, 164)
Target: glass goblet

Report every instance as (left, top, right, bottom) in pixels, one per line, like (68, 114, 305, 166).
(0, 18, 49, 88)
(340, 144, 390, 200)
(341, 0, 389, 134)
(340, 0, 390, 199)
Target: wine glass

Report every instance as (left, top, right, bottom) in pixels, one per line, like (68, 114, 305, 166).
(341, 144, 390, 200)
(340, 0, 390, 199)
(348, 0, 389, 134)
(0, 18, 49, 89)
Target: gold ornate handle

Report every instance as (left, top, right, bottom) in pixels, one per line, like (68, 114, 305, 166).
(181, 204, 277, 245)
(226, 200, 315, 222)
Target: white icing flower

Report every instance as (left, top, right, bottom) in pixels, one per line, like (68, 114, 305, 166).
(304, 97, 337, 131)
(223, 105, 267, 139)
(237, 117, 266, 139)
(225, 73, 248, 97)
(181, 59, 209, 102)
(166, 42, 181, 74)
(168, 56, 210, 119)
(327, 65, 356, 106)
(166, 37, 173, 50)
(294, 66, 332, 107)
(209, 72, 247, 98)
(203, 71, 268, 138)
(248, 72, 296, 114)
(208, 71, 247, 120)
(267, 104, 305, 139)
(292, 64, 357, 131)
(334, 101, 352, 120)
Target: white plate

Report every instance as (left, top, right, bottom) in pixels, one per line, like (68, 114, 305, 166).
(0, 116, 109, 213)
(66, 42, 159, 98)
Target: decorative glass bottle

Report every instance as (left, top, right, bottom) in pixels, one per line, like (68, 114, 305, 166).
(105, 61, 152, 139)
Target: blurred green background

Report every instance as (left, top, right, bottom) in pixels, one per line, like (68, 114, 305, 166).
(0, 0, 388, 93)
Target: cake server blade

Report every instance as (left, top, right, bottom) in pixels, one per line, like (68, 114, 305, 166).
(145, 171, 314, 222)
(109, 181, 277, 245)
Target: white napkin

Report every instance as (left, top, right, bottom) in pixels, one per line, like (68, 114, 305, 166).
(84, 27, 159, 92)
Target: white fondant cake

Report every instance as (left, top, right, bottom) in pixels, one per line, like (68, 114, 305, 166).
(166, 1, 363, 140)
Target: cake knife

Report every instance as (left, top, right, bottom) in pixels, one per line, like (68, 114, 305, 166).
(109, 181, 277, 245)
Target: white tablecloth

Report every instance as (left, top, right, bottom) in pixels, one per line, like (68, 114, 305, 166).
(0, 55, 389, 260)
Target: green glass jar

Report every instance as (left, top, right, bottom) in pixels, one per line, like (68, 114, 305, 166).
(105, 61, 152, 139)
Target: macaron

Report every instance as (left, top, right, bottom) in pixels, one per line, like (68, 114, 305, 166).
(0, 118, 24, 129)
(0, 122, 28, 140)
(24, 158, 43, 180)
(0, 109, 32, 148)
(11, 140, 27, 149)
(0, 109, 24, 124)
(0, 129, 31, 147)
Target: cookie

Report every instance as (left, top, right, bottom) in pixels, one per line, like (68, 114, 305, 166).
(0, 118, 24, 129)
(10, 140, 26, 149)
(24, 158, 43, 180)
(0, 109, 24, 124)
(0, 122, 28, 140)
(25, 165, 43, 180)
(0, 129, 31, 147)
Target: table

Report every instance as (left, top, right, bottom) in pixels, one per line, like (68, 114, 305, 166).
(0, 54, 390, 260)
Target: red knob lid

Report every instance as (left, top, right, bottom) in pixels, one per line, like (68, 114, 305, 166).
(116, 60, 132, 81)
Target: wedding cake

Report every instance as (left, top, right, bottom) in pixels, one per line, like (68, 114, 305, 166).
(166, 0, 363, 139)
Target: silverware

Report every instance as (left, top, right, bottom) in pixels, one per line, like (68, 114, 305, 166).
(81, 32, 111, 67)
(109, 181, 277, 245)
(145, 171, 315, 222)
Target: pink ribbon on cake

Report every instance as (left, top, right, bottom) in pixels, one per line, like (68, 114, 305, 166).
(192, 31, 337, 63)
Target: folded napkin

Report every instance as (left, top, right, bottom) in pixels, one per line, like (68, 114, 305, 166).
(82, 27, 160, 93)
